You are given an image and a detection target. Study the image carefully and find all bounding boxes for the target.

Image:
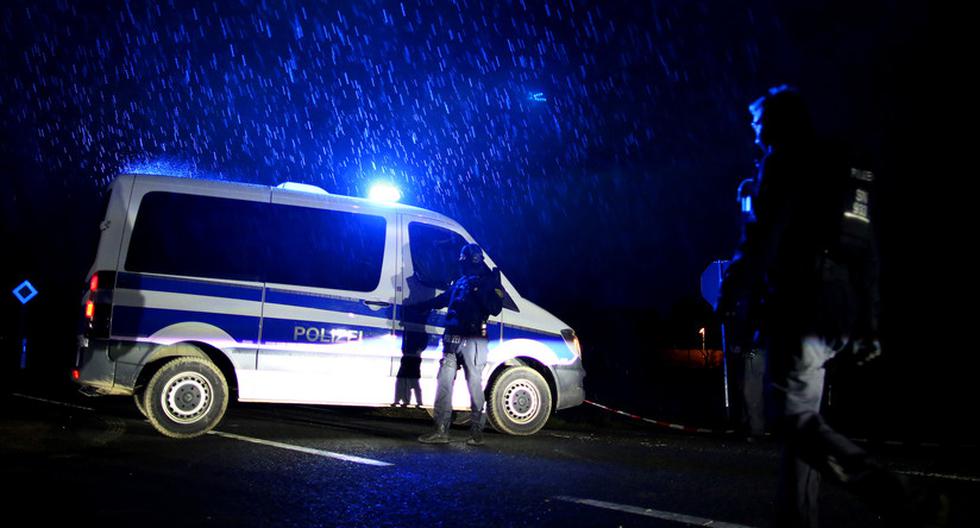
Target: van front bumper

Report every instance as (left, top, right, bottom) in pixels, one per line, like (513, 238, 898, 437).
(553, 359, 586, 410)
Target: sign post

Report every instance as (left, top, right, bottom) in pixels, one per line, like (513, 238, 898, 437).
(12, 280, 39, 370)
(700, 261, 730, 419)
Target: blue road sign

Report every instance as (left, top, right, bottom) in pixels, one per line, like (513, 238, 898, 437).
(12, 280, 38, 304)
(700, 260, 730, 310)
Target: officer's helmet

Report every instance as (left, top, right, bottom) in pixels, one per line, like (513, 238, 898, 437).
(749, 85, 812, 151)
(459, 243, 484, 266)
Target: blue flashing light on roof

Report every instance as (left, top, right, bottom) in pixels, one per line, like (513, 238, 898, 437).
(368, 182, 401, 203)
(275, 182, 330, 195)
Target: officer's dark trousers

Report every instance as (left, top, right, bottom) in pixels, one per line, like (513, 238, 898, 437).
(433, 335, 488, 433)
(731, 345, 767, 437)
(770, 334, 907, 528)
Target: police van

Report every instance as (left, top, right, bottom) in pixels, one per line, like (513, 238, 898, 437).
(74, 174, 585, 438)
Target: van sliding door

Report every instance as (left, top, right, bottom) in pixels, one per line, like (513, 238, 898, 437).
(251, 191, 398, 405)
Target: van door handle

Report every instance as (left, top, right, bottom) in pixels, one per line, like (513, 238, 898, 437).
(362, 300, 392, 308)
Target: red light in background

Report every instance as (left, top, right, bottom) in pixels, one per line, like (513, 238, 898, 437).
(90, 274, 99, 292)
(85, 300, 95, 319)
(72, 369, 80, 381)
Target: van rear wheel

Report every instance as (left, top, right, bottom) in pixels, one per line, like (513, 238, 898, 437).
(142, 357, 228, 439)
(487, 366, 552, 435)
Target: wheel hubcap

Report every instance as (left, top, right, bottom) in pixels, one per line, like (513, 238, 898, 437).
(162, 372, 213, 424)
(503, 379, 540, 424)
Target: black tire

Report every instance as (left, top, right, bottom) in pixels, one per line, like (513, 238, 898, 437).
(486, 366, 552, 435)
(142, 357, 228, 439)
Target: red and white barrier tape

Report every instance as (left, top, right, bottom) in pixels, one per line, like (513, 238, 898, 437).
(585, 400, 978, 449)
(584, 400, 734, 435)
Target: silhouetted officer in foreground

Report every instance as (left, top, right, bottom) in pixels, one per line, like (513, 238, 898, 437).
(720, 85, 946, 527)
(415, 243, 503, 446)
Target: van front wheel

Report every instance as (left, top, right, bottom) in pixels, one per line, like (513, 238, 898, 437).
(142, 357, 229, 439)
(487, 366, 552, 435)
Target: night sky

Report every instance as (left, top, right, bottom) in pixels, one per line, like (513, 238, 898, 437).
(1, 2, 938, 433)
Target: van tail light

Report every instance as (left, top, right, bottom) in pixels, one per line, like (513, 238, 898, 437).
(83, 271, 115, 339)
(88, 271, 116, 292)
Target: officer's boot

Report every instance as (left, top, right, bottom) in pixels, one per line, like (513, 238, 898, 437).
(466, 426, 484, 446)
(417, 425, 450, 444)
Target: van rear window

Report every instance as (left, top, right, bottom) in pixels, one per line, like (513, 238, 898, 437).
(126, 192, 386, 292)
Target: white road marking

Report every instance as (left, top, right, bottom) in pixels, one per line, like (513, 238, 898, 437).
(553, 496, 758, 528)
(897, 470, 980, 483)
(13, 393, 977, 482)
(12, 393, 95, 412)
(208, 431, 393, 467)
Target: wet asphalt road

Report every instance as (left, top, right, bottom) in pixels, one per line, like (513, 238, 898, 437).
(1, 383, 977, 528)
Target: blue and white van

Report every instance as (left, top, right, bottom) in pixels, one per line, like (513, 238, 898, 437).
(74, 174, 585, 438)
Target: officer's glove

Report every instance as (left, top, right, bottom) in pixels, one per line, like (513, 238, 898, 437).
(847, 337, 882, 367)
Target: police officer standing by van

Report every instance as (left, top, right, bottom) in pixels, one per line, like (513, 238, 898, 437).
(415, 243, 504, 446)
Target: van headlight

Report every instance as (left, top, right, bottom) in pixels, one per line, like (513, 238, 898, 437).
(560, 329, 582, 359)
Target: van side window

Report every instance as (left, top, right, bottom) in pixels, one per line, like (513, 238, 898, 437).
(408, 223, 468, 290)
(407, 223, 519, 311)
(263, 202, 386, 292)
(127, 192, 265, 282)
(126, 192, 386, 292)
